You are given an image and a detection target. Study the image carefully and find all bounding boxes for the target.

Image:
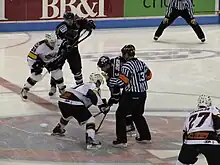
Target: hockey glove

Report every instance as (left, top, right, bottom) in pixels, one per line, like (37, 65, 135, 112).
(108, 97, 119, 106)
(87, 20, 96, 30)
(98, 105, 110, 115)
(46, 56, 66, 72)
(32, 60, 44, 72)
(98, 99, 110, 114)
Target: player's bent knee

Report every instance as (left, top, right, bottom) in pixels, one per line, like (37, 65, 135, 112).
(86, 116, 95, 125)
(51, 69, 63, 80)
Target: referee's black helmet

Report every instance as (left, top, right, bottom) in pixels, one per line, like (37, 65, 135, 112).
(121, 44, 135, 60)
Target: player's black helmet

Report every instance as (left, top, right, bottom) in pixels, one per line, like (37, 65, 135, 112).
(121, 44, 135, 57)
(97, 56, 111, 68)
(63, 11, 75, 20)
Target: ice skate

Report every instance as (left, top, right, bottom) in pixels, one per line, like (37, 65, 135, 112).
(58, 85, 66, 95)
(51, 124, 66, 136)
(135, 137, 152, 144)
(126, 124, 136, 137)
(20, 87, 29, 100)
(86, 133, 101, 150)
(49, 86, 56, 96)
(112, 139, 127, 148)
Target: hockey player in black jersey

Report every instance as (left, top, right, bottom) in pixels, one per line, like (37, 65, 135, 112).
(97, 55, 136, 137)
(49, 11, 96, 96)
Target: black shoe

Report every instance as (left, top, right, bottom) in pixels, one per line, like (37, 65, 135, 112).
(86, 133, 101, 150)
(200, 38, 205, 43)
(153, 36, 159, 41)
(51, 124, 66, 136)
(135, 137, 151, 144)
(112, 140, 127, 148)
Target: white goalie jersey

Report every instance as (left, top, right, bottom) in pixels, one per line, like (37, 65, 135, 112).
(27, 40, 60, 69)
(59, 82, 104, 108)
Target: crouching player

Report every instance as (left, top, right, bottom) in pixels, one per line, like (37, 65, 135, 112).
(51, 73, 110, 150)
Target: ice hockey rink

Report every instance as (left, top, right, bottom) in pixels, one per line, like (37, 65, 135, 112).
(0, 24, 220, 165)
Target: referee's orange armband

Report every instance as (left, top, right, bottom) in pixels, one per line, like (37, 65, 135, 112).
(146, 71, 152, 81)
(119, 74, 129, 84)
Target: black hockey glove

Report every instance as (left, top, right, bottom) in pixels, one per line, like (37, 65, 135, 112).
(108, 97, 119, 106)
(45, 56, 66, 72)
(60, 40, 73, 53)
(98, 99, 110, 115)
(77, 18, 96, 30)
(87, 20, 96, 30)
(32, 59, 44, 71)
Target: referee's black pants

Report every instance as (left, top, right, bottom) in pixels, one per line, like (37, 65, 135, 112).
(116, 91, 151, 143)
(154, 8, 205, 40)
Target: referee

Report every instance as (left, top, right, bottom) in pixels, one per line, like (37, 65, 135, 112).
(108, 44, 152, 147)
(154, 0, 205, 42)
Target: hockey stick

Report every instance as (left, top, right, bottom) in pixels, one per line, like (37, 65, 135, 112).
(93, 111, 102, 118)
(41, 70, 49, 80)
(45, 29, 92, 71)
(95, 113, 107, 133)
(71, 29, 92, 46)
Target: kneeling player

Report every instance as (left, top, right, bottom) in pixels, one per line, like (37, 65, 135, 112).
(176, 95, 220, 165)
(51, 73, 110, 150)
(20, 33, 66, 100)
(97, 55, 136, 137)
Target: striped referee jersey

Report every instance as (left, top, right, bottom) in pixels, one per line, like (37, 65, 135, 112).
(166, 0, 194, 18)
(108, 58, 152, 93)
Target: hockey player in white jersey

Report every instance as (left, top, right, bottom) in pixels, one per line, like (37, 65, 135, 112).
(51, 73, 110, 150)
(20, 33, 66, 100)
(176, 94, 220, 165)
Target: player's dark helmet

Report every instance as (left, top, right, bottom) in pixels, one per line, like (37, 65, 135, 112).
(121, 44, 135, 58)
(97, 56, 111, 68)
(63, 11, 75, 20)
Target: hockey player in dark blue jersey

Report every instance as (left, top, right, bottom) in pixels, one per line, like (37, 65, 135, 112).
(97, 55, 136, 136)
(49, 11, 95, 96)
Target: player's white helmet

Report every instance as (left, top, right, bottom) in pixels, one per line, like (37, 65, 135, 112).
(45, 33, 57, 48)
(89, 73, 104, 87)
(197, 94, 212, 108)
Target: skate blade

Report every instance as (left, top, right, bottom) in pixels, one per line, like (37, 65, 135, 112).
(136, 140, 152, 144)
(20, 95, 28, 101)
(127, 132, 136, 137)
(86, 144, 102, 150)
(51, 133, 65, 137)
(112, 143, 127, 148)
